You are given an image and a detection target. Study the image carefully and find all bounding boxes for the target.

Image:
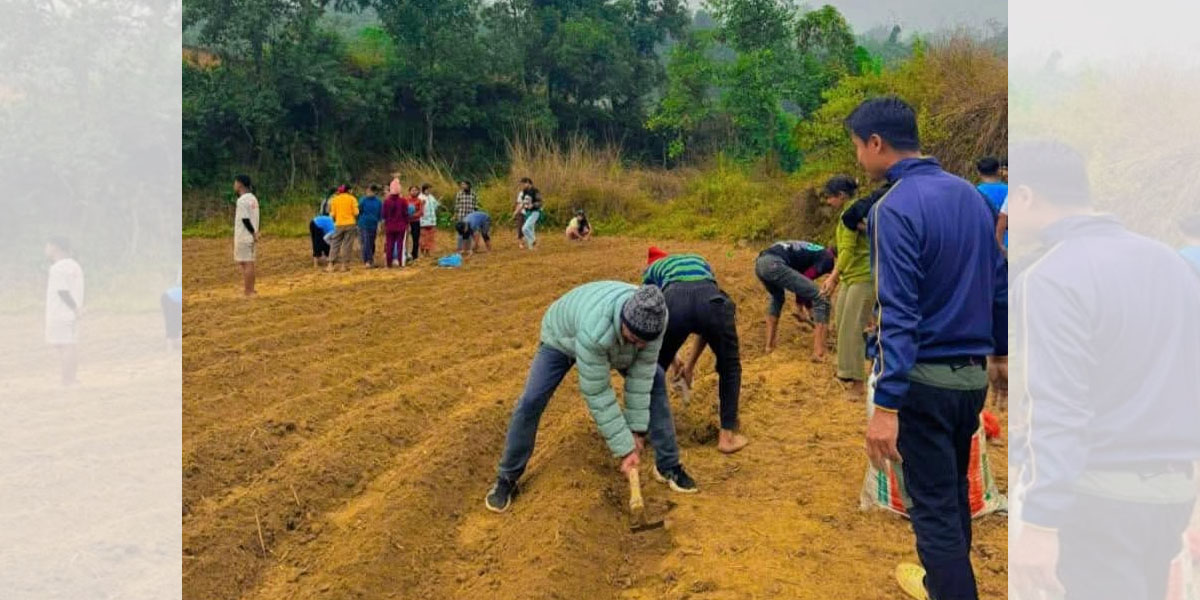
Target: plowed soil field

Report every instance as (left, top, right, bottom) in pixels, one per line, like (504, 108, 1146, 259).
(183, 234, 1006, 600)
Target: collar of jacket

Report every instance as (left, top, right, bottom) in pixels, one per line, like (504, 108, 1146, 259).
(1012, 213, 1124, 276)
(884, 156, 941, 182)
(1038, 213, 1123, 246)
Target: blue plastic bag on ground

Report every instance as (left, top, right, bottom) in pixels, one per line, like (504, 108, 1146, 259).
(437, 253, 463, 268)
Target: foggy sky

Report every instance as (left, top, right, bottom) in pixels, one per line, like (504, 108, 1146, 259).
(686, 0, 1007, 35)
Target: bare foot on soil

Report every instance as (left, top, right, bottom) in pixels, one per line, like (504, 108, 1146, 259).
(717, 430, 749, 454)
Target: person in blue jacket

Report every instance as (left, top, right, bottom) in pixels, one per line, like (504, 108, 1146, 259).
(1007, 141, 1200, 600)
(976, 156, 1008, 250)
(975, 156, 1008, 212)
(309, 213, 335, 268)
(849, 97, 1007, 600)
(357, 184, 384, 267)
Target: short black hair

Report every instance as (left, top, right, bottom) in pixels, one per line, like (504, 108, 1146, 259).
(47, 236, 72, 254)
(234, 174, 253, 190)
(976, 157, 1001, 176)
(844, 97, 920, 151)
(1009, 140, 1092, 207)
(823, 174, 859, 197)
(368, 184, 381, 194)
(460, 180, 471, 188)
(519, 177, 533, 184)
(421, 183, 432, 192)
(1180, 213, 1200, 238)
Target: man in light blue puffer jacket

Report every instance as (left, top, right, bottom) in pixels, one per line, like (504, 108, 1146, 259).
(486, 281, 698, 513)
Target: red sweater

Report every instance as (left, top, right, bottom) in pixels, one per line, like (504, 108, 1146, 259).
(403, 195, 425, 222)
(382, 194, 409, 232)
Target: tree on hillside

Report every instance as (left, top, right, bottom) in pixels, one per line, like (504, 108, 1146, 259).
(794, 5, 860, 114)
(373, 0, 482, 157)
(647, 30, 720, 162)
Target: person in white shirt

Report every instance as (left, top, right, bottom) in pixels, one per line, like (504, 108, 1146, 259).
(232, 174, 260, 297)
(418, 183, 441, 257)
(45, 237, 84, 385)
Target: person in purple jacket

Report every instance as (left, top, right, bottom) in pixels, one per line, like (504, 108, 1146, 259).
(850, 97, 1007, 600)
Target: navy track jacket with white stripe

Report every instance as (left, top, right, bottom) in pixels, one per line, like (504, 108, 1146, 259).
(867, 157, 1008, 411)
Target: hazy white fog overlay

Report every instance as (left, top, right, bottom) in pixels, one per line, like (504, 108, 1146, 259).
(0, 2, 182, 599)
(1010, 1, 1200, 599)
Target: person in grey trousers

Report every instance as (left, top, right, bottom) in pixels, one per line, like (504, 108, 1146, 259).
(754, 240, 836, 359)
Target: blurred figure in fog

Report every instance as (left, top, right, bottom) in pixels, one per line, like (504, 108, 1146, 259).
(1179, 213, 1200, 274)
(162, 266, 182, 352)
(45, 237, 84, 385)
(1008, 141, 1200, 600)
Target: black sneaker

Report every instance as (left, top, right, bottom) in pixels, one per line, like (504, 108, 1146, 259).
(485, 478, 518, 513)
(652, 465, 698, 494)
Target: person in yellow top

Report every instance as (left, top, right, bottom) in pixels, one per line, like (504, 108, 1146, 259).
(819, 175, 874, 398)
(327, 184, 360, 272)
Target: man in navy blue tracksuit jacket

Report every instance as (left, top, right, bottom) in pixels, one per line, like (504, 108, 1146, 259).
(849, 98, 1007, 600)
(1007, 141, 1200, 600)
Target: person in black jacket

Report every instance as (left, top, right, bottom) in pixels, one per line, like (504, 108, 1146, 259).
(841, 180, 894, 233)
(1008, 140, 1200, 600)
(754, 240, 836, 359)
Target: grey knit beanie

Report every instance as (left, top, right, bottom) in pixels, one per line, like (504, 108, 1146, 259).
(621, 285, 667, 341)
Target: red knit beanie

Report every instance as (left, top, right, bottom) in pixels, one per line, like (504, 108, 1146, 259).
(647, 246, 668, 265)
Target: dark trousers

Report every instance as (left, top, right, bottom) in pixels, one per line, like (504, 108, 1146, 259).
(309, 221, 330, 257)
(897, 378, 987, 600)
(385, 230, 406, 265)
(1058, 493, 1193, 600)
(160, 293, 181, 340)
(359, 226, 377, 264)
(409, 222, 421, 259)
(497, 344, 681, 483)
(657, 281, 742, 430)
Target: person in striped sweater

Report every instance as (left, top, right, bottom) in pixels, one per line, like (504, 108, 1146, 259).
(643, 247, 747, 454)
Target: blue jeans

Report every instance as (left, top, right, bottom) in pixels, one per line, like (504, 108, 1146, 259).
(521, 210, 540, 247)
(497, 344, 680, 483)
(359, 226, 377, 264)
